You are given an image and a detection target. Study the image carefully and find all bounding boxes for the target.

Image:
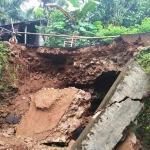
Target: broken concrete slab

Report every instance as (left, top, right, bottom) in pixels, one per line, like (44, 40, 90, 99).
(16, 87, 91, 143)
(71, 60, 149, 150)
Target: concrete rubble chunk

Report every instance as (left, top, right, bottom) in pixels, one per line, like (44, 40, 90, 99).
(16, 87, 91, 143)
(71, 60, 150, 150)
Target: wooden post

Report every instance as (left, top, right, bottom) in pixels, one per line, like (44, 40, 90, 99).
(10, 18, 15, 33)
(24, 24, 27, 44)
(10, 18, 18, 43)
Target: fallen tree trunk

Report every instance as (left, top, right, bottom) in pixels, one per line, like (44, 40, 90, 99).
(71, 60, 149, 150)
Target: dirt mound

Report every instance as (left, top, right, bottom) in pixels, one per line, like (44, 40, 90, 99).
(35, 36, 149, 85)
(0, 35, 150, 149)
(16, 87, 91, 144)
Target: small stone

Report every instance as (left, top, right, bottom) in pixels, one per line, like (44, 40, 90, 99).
(1, 112, 8, 118)
(21, 46, 26, 51)
(22, 97, 26, 100)
(2, 128, 15, 138)
(13, 115, 21, 124)
(6, 113, 15, 124)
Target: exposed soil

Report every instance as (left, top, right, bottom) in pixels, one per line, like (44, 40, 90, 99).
(0, 35, 150, 149)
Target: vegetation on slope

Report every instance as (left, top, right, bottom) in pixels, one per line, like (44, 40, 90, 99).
(135, 49, 150, 149)
(0, 42, 9, 81)
(0, 42, 10, 101)
(0, 42, 18, 101)
(136, 49, 150, 73)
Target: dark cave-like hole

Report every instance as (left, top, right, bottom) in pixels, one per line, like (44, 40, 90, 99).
(68, 71, 120, 116)
(91, 71, 120, 112)
(72, 125, 84, 141)
(43, 142, 67, 147)
(66, 71, 120, 140)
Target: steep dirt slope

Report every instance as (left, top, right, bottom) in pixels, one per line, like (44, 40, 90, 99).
(0, 35, 149, 149)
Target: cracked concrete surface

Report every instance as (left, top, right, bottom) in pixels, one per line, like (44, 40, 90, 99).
(71, 60, 149, 150)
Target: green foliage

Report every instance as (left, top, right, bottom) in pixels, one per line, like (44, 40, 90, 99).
(0, 42, 19, 101)
(135, 48, 150, 149)
(49, 10, 66, 23)
(35, 7, 44, 19)
(0, 42, 9, 100)
(137, 18, 150, 33)
(0, 0, 29, 25)
(74, 22, 96, 36)
(0, 42, 9, 79)
(90, 0, 150, 27)
(44, 37, 65, 47)
(136, 48, 150, 73)
(66, 0, 99, 22)
(36, 10, 69, 46)
(135, 98, 150, 149)
(36, 10, 67, 34)
(35, 0, 150, 47)
(36, 14, 150, 47)
(96, 18, 150, 36)
(97, 24, 127, 36)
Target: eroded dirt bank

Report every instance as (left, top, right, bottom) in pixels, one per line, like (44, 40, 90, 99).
(0, 35, 149, 149)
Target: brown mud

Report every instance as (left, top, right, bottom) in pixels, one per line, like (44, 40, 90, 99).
(0, 35, 150, 149)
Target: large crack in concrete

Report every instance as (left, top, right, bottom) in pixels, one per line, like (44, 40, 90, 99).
(92, 95, 146, 122)
(106, 95, 146, 108)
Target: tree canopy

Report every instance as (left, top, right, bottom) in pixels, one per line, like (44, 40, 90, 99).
(0, 0, 29, 25)
(1, 0, 150, 27)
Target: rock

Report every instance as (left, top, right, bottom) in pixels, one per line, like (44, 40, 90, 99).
(115, 136, 134, 150)
(34, 89, 60, 109)
(13, 115, 21, 124)
(21, 46, 27, 51)
(2, 128, 15, 138)
(6, 113, 21, 124)
(0, 141, 7, 150)
(6, 113, 15, 124)
(16, 87, 91, 143)
(23, 137, 34, 149)
(115, 133, 141, 150)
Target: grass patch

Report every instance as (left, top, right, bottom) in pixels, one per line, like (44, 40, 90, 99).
(135, 48, 150, 149)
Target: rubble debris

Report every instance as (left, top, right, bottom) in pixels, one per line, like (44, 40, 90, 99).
(16, 87, 91, 144)
(0, 33, 150, 149)
(2, 128, 15, 138)
(71, 60, 149, 150)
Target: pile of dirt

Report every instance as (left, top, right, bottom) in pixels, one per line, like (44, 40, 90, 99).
(0, 35, 150, 149)
(17, 87, 91, 144)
